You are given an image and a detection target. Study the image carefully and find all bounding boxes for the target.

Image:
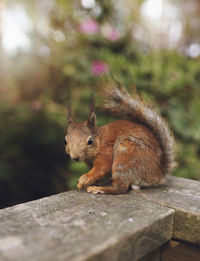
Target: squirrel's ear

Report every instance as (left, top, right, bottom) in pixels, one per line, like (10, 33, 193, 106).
(67, 102, 73, 126)
(87, 94, 97, 134)
(87, 112, 97, 134)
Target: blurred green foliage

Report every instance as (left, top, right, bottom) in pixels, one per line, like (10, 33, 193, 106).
(0, 102, 69, 208)
(0, 0, 200, 208)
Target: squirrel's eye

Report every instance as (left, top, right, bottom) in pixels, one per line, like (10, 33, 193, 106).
(87, 137, 93, 145)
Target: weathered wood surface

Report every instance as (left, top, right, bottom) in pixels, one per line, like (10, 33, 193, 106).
(139, 248, 160, 261)
(161, 240, 200, 261)
(0, 176, 199, 261)
(139, 176, 200, 245)
(0, 191, 174, 261)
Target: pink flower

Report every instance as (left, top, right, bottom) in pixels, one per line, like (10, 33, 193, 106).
(102, 24, 120, 42)
(107, 29, 120, 42)
(79, 19, 99, 35)
(31, 101, 43, 111)
(90, 61, 109, 76)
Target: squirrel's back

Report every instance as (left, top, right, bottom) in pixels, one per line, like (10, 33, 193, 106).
(98, 119, 164, 187)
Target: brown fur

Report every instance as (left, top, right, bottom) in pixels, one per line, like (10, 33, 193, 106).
(65, 85, 175, 194)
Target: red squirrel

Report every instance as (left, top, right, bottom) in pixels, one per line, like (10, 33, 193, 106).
(65, 84, 175, 194)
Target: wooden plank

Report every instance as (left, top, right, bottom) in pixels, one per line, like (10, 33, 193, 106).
(0, 191, 174, 261)
(139, 248, 160, 261)
(161, 240, 200, 261)
(139, 176, 200, 245)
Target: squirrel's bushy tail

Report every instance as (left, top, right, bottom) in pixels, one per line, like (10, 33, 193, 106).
(103, 84, 176, 174)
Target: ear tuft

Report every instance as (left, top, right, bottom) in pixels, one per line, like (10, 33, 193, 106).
(87, 94, 97, 134)
(87, 112, 97, 134)
(67, 102, 73, 126)
(89, 94, 95, 115)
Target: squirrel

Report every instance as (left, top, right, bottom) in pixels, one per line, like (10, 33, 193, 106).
(65, 84, 175, 194)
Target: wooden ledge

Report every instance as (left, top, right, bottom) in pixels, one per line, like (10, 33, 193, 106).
(0, 191, 173, 261)
(139, 176, 200, 245)
(0, 176, 199, 261)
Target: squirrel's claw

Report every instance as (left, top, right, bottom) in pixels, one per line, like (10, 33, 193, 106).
(77, 174, 93, 189)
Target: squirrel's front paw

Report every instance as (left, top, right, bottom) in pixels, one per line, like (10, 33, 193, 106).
(77, 174, 93, 189)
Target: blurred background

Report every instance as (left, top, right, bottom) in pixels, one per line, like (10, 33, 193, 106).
(0, 0, 200, 208)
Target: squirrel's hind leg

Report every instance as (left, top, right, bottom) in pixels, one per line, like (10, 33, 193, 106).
(112, 137, 163, 188)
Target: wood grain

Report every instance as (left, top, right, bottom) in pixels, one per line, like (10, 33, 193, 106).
(140, 176, 200, 244)
(0, 191, 174, 261)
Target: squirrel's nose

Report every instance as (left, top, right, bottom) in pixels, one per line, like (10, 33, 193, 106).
(73, 157, 80, 162)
